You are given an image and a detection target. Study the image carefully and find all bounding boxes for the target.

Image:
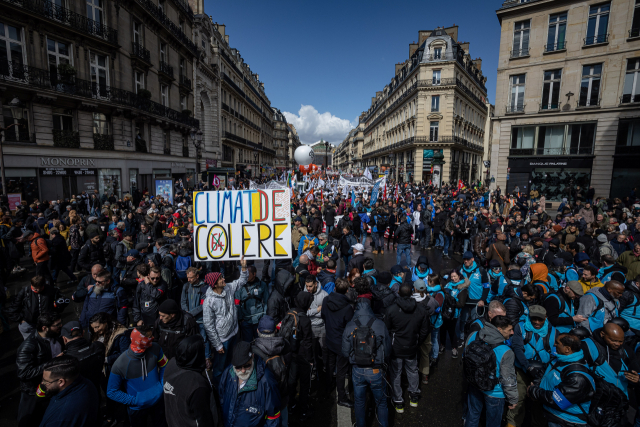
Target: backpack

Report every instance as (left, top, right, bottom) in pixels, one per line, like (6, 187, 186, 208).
(587, 244, 602, 266)
(103, 240, 116, 262)
(441, 291, 458, 321)
(323, 281, 335, 294)
(522, 322, 553, 361)
(301, 235, 315, 253)
(463, 338, 502, 391)
(375, 215, 387, 231)
(278, 310, 300, 352)
(350, 317, 377, 366)
(175, 255, 192, 280)
(33, 236, 53, 252)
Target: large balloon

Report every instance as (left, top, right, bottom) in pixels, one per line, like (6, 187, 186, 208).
(294, 145, 315, 166)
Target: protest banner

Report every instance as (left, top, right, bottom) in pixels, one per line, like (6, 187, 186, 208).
(193, 189, 292, 261)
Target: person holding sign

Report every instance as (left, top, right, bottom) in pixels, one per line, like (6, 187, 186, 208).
(202, 257, 248, 387)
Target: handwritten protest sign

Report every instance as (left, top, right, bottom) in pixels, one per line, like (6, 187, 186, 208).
(193, 189, 292, 261)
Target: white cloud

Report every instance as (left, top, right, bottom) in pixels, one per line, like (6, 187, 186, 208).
(283, 105, 355, 145)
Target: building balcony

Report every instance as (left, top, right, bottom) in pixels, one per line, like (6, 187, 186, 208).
(0, 59, 198, 128)
(179, 74, 191, 91)
(539, 102, 562, 112)
(509, 146, 594, 156)
(506, 105, 525, 114)
(584, 34, 609, 46)
(1, 0, 118, 45)
(615, 145, 640, 155)
(222, 131, 262, 151)
(93, 133, 114, 150)
(544, 42, 567, 53)
(510, 48, 530, 59)
(134, 0, 198, 55)
(159, 61, 174, 79)
(418, 77, 456, 88)
(53, 129, 80, 148)
(132, 43, 151, 65)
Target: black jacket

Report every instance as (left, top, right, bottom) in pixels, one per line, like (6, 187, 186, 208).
(543, 290, 576, 330)
(153, 310, 198, 360)
(16, 332, 63, 393)
(292, 293, 314, 362)
(370, 282, 397, 319)
(64, 337, 106, 394)
(323, 207, 336, 227)
(267, 270, 294, 324)
(347, 254, 366, 273)
(7, 285, 61, 325)
(395, 221, 413, 245)
(78, 240, 106, 271)
(252, 335, 291, 404)
(384, 296, 430, 358)
(132, 278, 168, 324)
(50, 234, 71, 267)
(504, 284, 529, 326)
(164, 336, 221, 427)
(321, 292, 354, 355)
(432, 211, 447, 233)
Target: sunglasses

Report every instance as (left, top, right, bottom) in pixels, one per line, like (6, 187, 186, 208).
(149, 276, 160, 281)
(95, 280, 108, 285)
(234, 361, 252, 370)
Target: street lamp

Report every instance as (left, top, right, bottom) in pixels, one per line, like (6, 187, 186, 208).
(190, 128, 203, 181)
(254, 153, 258, 178)
(0, 97, 24, 196)
(324, 140, 330, 171)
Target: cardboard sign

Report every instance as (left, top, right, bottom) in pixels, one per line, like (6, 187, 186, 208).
(8, 193, 22, 210)
(155, 179, 174, 204)
(193, 189, 292, 261)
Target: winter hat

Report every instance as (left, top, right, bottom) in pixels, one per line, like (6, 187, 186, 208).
(231, 342, 253, 368)
(87, 231, 99, 239)
(257, 315, 276, 335)
(489, 259, 501, 269)
(205, 272, 222, 288)
(125, 249, 140, 258)
(158, 299, 180, 315)
(552, 225, 563, 233)
(575, 252, 590, 263)
(596, 234, 608, 243)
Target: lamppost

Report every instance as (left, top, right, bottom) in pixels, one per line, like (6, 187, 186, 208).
(324, 140, 330, 172)
(0, 97, 24, 196)
(190, 128, 203, 182)
(388, 153, 394, 181)
(254, 153, 258, 178)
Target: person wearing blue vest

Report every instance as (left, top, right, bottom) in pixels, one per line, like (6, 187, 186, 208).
(527, 333, 595, 427)
(441, 270, 469, 359)
(508, 305, 557, 427)
(503, 283, 537, 326)
(465, 300, 506, 343)
(620, 275, 640, 338)
(411, 256, 433, 283)
(389, 265, 405, 295)
(459, 252, 490, 340)
(577, 280, 624, 332)
(548, 258, 568, 291)
(597, 255, 628, 283)
(543, 281, 587, 334)
(486, 260, 506, 303)
(465, 315, 518, 427)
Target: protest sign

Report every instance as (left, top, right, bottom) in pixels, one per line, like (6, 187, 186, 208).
(193, 189, 292, 261)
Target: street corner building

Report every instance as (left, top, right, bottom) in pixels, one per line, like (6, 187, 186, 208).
(491, 0, 640, 201)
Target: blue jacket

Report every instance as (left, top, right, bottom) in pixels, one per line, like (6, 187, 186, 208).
(39, 375, 99, 427)
(107, 344, 168, 411)
(219, 355, 281, 427)
(79, 285, 128, 329)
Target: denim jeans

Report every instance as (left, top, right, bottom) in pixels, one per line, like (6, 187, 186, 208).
(466, 385, 504, 427)
(360, 233, 367, 246)
(352, 366, 388, 427)
(211, 334, 236, 388)
(51, 265, 77, 284)
(443, 234, 451, 256)
(198, 323, 211, 359)
(436, 233, 444, 247)
(457, 306, 471, 341)
(463, 238, 470, 253)
(342, 255, 352, 277)
(422, 227, 431, 248)
(372, 232, 382, 250)
(396, 243, 411, 266)
(430, 327, 440, 359)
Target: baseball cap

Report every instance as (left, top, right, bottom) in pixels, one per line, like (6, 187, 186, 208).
(257, 315, 276, 335)
(462, 251, 474, 260)
(87, 216, 98, 222)
(489, 259, 501, 269)
(351, 243, 365, 252)
(61, 321, 83, 339)
(390, 265, 404, 275)
(566, 281, 584, 296)
(413, 279, 427, 292)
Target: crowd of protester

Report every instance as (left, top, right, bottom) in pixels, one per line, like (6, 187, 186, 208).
(0, 180, 639, 427)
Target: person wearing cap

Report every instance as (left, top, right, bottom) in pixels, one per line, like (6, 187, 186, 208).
(163, 335, 220, 427)
(347, 243, 366, 274)
(389, 265, 407, 295)
(79, 269, 128, 329)
(152, 299, 197, 360)
(411, 255, 433, 283)
(486, 259, 507, 302)
(61, 320, 105, 394)
(107, 325, 169, 427)
(132, 264, 168, 327)
(219, 341, 281, 427)
(84, 215, 104, 242)
(78, 231, 106, 273)
(508, 305, 557, 427)
(119, 249, 145, 288)
(543, 281, 587, 334)
(577, 280, 624, 332)
(202, 258, 249, 386)
(251, 315, 292, 424)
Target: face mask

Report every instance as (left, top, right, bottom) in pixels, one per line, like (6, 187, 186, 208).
(31, 286, 41, 294)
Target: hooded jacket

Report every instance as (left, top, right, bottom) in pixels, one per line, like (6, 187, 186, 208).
(577, 287, 619, 332)
(6, 284, 61, 325)
(291, 292, 315, 361)
(218, 355, 281, 427)
(78, 239, 106, 271)
(235, 276, 269, 325)
(153, 310, 198, 360)
(181, 279, 207, 323)
(305, 283, 328, 331)
(267, 270, 294, 324)
(384, 296, 430, 358)
(28, 232, 49, 263)
(503, 284, 530, 326)
(321, 292, 354, 355)
(342, 298, 391, 366)
(163, 336, 221, 427)
(252, 335, 291, 405)
(203, 270, 249, 351)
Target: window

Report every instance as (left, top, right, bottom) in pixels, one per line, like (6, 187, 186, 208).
(52, 107, 73, 130)
(546, 13, 567, 51)
(429, 121, 439, 141)
(512, 20, 530, 57)
(2, 102, 30, 142)
(179, 20, 184, 33)
(431, 95, 440, 112)
(180, 95, 186, 111)
(509, 74, 526, 112)
(579, 64, 602, 107)
(90, 51, 108, 98)
(93, 112, 109, 135)
(47, 38, 71, 84)
(161, 84, 168, 106)
(0, 22, 25, 79)
(163, 130, 170, 154)
(133, 21, 142, 45)
(179, 57, 185, 77)
(160, 42, 166, 63)
(432, 70, 441, 85)
(568, 123, 595, 154)
(86, 0, 103, 25)
(433, 47, 442, 59)
(632, 0, 640, 37)
(586, 3, 610, 45)
(135, 71, 144, 93)
(617, 119, 640, 147)
(158, 0, 164, 14)
(511, 127, 535, 151)
(542, 69, 562, 110)
(622, 58, 640, 103)
(538, 125, 565, 154)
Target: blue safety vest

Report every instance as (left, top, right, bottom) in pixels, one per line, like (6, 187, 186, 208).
(545, 293, 575, 334)
(585, 293, 619, 332)
(566, 266, 580, 283)
(484, 344, 512, 399)
(431, 290, 444, 329)
(549, 271, 566, 291)
(583, 338, 630, 396)
(516, 321, 557, 369)
(540, 360, 595, 424)
(411, 266, 433, 282)
(487, 271, 505, 303)
(533, 280, 551, 295)
(597, 265, 618, 283)
(445, 281, 465, 319)
(620, 292, 640, 332)
(462, 263, 489, 300)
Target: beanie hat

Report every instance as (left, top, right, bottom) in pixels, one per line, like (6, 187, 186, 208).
(205, 272, 222, 288)
(158, 299, 180, 315)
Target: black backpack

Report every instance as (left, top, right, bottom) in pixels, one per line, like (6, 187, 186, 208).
(277, 310, 299, 352)
(350, 318, 377, 366)
(463, 338, 502, 391)
(441, 291, 458, 321)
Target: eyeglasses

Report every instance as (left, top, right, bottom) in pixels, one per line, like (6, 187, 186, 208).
(40, 378, 60, 385)
(95, 280, 108, 285)
(234, 361, 252, 370)
(149, 276, 160, 281)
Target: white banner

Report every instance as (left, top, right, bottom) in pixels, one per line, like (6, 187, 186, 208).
(193, 189, 292, 261)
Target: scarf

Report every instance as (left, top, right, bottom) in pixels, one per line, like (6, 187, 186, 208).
(130, 329, 152, 354)
(390, 276, 403, 288)
(556, 349, 584, 363)
(524, 318, 549, 338)
(122, 238, 132, 250)
(599, 287, 613, 302)
(358, 293, 372, 300)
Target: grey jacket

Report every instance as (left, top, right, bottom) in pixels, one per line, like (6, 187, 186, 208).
(342, 299, 391, 366)
(202, 270, 248, 351)
(577, 287, 618, 331)
(180, 280, 206, 323)
(468, 323, 518, 405)
(305, 285, 328, 332)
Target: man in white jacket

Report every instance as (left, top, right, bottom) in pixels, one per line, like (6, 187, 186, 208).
(202, 258, 248, 386)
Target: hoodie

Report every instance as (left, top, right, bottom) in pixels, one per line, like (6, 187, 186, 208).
(577, 287, 619, 332)
(305, 284, 328, 332)
(342, 298, 391, 366)
(202, 270, 248, 351)
(321, 292, 354, 355)
(252, 335, 291, 405)
(267, 270, 294, 324)
(384, 296, 430, 358)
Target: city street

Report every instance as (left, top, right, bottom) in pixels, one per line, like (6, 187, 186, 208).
(0, 240, 466, 427)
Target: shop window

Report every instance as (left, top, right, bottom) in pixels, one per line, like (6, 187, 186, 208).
(616, 119, 640, 153)
(6, 168, 38, 204)
(98, 168, 120, 197)
(129, 168, 138, 191)
(530, 168, 591, 201)
(568, 123, 595, 155)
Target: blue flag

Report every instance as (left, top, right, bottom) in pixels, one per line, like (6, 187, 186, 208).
(430, 196, 435, 220)
(370, 180, 382, 206)
(351, 188, 356, 206)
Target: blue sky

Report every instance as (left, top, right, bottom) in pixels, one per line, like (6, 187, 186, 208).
(204, 0, 502, 145)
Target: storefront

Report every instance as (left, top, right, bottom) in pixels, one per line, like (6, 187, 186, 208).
(611, 155, 640, 199)
(506, 156, 594, 201)
(422, 149, 434, 183)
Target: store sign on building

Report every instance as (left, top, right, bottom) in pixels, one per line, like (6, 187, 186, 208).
(40, 168, 97, 176)
(40, 157, 96, 167)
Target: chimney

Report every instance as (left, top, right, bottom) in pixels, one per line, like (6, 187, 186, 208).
(224, 35, 229, 44)
(444, 25, 459, 42)
(459, 42, 469, 54)
(395, 63, 403, 75)
(418, 30, 430, 45)
(371, 97, 376, 106)
(473, 58, 482, 71)
(218, 24, 225, 38)
(376, 91, 382, 98)
(409, 42, 418, 57)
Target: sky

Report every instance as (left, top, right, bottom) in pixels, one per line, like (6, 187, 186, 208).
(203, 0, 503, 145)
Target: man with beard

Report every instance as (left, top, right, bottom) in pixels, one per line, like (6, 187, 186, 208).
(153, 299, 198, 360)
(16, 313, 63, 426)
(79, 270, 128, 329)
(38, 356, 99, 427)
